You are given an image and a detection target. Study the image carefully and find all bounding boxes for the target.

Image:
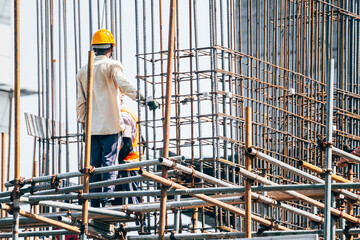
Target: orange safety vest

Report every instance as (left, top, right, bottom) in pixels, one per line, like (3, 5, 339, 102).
(121, 108, 141, 171)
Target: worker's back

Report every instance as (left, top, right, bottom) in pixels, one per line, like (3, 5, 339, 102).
(76, 55, 135, 135)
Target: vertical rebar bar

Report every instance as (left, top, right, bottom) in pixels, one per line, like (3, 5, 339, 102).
(13, 0, 20, 238)
(1, 133, 5, 219)
(245, 107, 252, 238)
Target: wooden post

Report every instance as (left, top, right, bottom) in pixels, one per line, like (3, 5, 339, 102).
(245, 107, 252, 238)
(160, 0, 177, 239)
(81, 51, 95, 240)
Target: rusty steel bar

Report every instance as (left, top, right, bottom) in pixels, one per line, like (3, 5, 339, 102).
(245, 107, 252, 238)
(32, 137, 38, 240)
(1, 133, 6, 219)
(160, 0, 177, 239)
(347, 164, 354, 240)
(299, 160, 351, 183)
(13, 0, 21, 239)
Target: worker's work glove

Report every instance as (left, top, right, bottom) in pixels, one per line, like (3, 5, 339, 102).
(139, 94, 160, 111)
(118, 137, 133, 164)
(147, 97, 160, 111)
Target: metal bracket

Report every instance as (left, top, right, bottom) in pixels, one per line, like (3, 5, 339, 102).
(10, 177, 25, 187)
(323, 168, 333, 174)
(80, 222, 88, 235)
(51, 174, 62, 191)
(7, 203, 20, 215)
(115, 223, 127, 240)
(28, 178, 36, 195)
(10, 184, 23, 202)
(80, 166, 95, 176)
(77, 190, 85, 204)
(318, 137, 333, 151)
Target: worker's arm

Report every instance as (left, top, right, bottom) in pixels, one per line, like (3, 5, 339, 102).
(118, 112, 136, 163)
(113, 63, 160, 111)
(76, 71, 87, 123)
(118, 137, 133, 163)
(113, 63, 137, 100)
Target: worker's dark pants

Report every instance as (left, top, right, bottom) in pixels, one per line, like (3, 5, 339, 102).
(89, 133, 119, 207)
(113, 170, 141, 205)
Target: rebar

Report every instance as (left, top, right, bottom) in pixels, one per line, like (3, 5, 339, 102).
(3, 0, 360, 238)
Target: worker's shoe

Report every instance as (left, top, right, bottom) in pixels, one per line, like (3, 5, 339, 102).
(90, 199, 101, 208)
(103, 201, 113, 208)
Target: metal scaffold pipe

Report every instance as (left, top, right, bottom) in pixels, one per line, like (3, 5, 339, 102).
(0, 230, 72, 238)
(140, 169, 290, 231)
(324, 58, 335, 240)
(23, 170, 176, 198)
(126, 228, 360, 239)
(5, 158, 161, 188)
(0, 203, 105, 240)
(21, 197, 136, 219)
(235, 165, 360, 225)
(159, 158, 323, 223)
(332, 147, 360, 165)
(246, 147, 360, 202)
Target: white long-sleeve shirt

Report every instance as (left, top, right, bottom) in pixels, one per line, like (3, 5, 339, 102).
(76, 55, 137, 135)
(120, 108, 137, 142)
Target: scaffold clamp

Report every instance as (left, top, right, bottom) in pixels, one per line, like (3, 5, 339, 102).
(77, 190, 85, 204)
(80, 222, 88, 235)
(51, 174, 62, 191)
(80, 166, 95, 176)
(7, 203, 20, 215)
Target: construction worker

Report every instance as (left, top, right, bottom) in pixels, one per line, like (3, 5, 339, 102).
(113, 105, 142, 205)
(76, 29, 159, 207)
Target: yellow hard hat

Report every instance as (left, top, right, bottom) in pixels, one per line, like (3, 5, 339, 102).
(91, 29, 116, 47)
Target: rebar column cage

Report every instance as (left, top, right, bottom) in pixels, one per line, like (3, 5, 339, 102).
(2, 0, 360, 238)
(135, 0, 360, 232)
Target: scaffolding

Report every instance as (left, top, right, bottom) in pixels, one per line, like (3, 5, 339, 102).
(1, 0, 360, 239)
